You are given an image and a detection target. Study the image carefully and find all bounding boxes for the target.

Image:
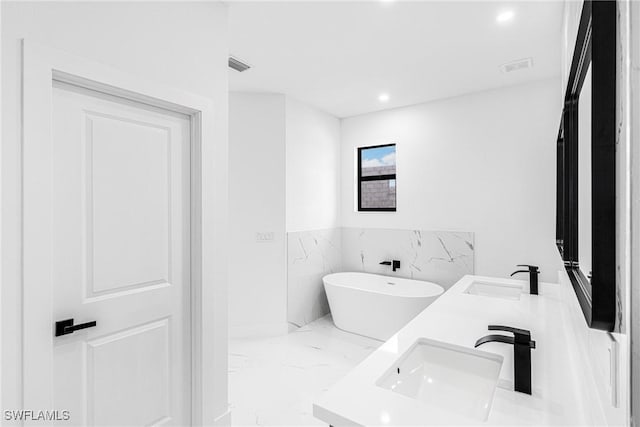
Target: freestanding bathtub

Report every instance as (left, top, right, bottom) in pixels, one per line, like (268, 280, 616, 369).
(323, 272, 444, 341)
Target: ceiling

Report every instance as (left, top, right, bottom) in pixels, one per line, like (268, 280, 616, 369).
(228, 1, 563, 118)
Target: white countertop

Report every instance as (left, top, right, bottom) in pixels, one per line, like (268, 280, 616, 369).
(313, 275, 597, 426)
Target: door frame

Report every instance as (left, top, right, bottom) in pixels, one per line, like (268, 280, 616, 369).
(21, 40, 220, 425)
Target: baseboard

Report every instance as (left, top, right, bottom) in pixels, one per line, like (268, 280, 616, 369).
(229, 322, 288, 338)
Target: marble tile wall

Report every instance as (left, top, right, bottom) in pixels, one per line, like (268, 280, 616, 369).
(341, 228, 474, 289)
(287, 228, 342, 328)
(286, 227, 475, 328)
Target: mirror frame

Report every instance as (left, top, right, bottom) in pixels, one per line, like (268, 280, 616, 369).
(556, 0, 617, 331)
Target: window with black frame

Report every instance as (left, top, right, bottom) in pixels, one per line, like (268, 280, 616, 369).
(357, 144, 396, 211)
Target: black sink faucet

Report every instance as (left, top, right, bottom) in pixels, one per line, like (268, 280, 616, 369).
(475, 325, 536, 395)
(510, 264, 539, 295)
(379, 260, 400, 272)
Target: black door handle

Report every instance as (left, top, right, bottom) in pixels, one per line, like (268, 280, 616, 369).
(55, 318, 97, 337)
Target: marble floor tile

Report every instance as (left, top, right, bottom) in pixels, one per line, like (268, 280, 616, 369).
(229, 315, 381, 426)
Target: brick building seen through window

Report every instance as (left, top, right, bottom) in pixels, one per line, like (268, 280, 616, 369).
(357, 144, 396, 211)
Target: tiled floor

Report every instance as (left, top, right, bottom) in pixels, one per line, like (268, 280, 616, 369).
(229, 315, 381, 426)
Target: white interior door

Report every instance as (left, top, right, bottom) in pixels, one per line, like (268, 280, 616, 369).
(50, 81, 191, 426)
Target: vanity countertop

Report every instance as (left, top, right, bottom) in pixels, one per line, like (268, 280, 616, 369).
(313, 274, 602, 426)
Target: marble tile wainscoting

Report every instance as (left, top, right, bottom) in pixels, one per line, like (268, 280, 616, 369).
(287, 228, 475, 329)
(341, 228, 474, 288)
(287, 228, 342, 329)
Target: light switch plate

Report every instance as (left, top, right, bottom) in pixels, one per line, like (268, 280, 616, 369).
(256, 232, 275, 242)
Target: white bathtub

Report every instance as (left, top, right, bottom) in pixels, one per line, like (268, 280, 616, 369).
(323, 272, 444, 341)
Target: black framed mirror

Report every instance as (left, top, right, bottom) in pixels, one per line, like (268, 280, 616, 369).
(556, 0, 616, 331)
(556, 124, 564, 257)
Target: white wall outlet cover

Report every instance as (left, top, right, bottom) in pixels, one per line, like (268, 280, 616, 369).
(256, 232, 275, 242)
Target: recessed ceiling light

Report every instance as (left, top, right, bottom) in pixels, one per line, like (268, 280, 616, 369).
(496, 10, 515, 23)
(378, 93, 390, 102)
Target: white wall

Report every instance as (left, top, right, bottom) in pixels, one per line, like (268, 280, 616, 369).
(630, 1, 640, 422)
(341, 78, 563, 283)
(1, 2, 229, 422)
(285, 98, 341, 232)
(228, 94, 341, 334)
(284, 98, 341, 328)
(229, 93, 287, 337)
(611, 0, 632, 422)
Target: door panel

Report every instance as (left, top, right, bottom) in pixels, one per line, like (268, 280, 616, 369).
(88, 112, 171, 295)
(87, 319, 170, 426)
(51, 81, 190, 426)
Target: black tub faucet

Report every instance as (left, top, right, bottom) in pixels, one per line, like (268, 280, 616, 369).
(379, 260, 400, 272)
(510, 264, 539, 295)
(475, 325, 536, 395)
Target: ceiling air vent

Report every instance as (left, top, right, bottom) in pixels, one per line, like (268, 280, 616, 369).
(500, 57, 533, 73)
(229, 56, 251, 72)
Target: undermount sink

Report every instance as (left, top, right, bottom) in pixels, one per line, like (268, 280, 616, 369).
(376, 338, 503, 421)
(465, 281, 524, 301)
